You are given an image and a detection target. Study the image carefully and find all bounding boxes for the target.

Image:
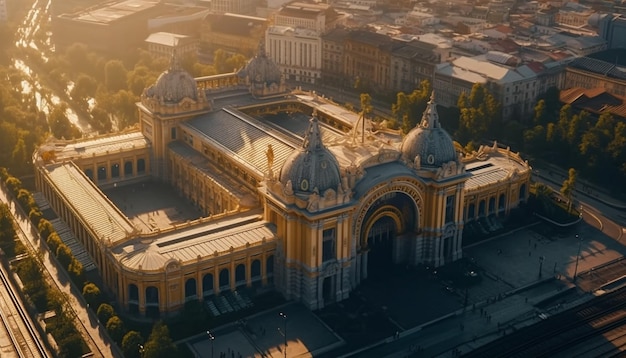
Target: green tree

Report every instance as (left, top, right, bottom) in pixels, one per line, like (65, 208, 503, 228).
(46, 232, 63, 254)
(11, 137, 28, 174)
(16, 189, 35, 212)
(58, 333, 84, 358)
(143, 321, 178, 358)
(106, 316, 126, 344)
(560, 168, 577, 213)
(49, 103, 81, 140)
(71, 73, 98, 102)
(533, 99, 547, 125)
(5, 176, 22, 195)
(38, 219, 55, 241)
(105, 60, 128, 92)
(97, 303, 115, 325)
(82, 283, 102, 308)
(68, 258, 84, 286)
(56, 243, 73, 267)
(122, 330, 144, 358)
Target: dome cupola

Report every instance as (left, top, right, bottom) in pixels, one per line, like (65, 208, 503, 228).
(279, 114, 341, 194)
(401, 92, 457, 168)
(238, 42, 282, 86)
(144, 51, 198, 104)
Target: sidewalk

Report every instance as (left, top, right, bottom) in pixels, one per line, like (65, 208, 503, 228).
(0, 187, 123, 358)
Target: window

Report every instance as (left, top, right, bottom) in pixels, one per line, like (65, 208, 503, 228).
(322, 228, 336, 262)
(171, 127, 177, 140)
(445, 195, 455, 223)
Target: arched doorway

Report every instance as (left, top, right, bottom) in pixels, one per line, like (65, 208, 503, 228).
(366, 216, 396, 278)
(358, 191, 419, 281)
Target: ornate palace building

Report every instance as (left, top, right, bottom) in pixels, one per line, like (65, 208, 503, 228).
(33, 49, 531, 316)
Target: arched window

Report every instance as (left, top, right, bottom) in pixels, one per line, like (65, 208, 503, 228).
(111, 163, 120, 178)
(124, 161, 133, 176)
(251, 260, 261, 280)
(478, 200, 486, 217)
(137, 159, 146, 174)
(468, 203, 475, 220)
(488, 197, 496, 214)
(202, 273, 213, 297)
(128, 284, 139, 302)
(146, 286, 159, 305)
(185, 278, 197, 300)
(219, 268, 229, 289)
(519, 184, 527, 201)
(266, 255, 274, 275)
(98, 166, 107, 180)
(498, 194, 506, 210)
(235, 264, 246, 286)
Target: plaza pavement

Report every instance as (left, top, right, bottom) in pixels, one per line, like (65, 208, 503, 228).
(187, 303, 343, 358)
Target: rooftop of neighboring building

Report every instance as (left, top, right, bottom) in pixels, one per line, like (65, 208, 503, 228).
(202, 12, 267, 36)
(560, 87, 626, 118)
(58, 0, 160, 24)
(145, 32, 194, 47)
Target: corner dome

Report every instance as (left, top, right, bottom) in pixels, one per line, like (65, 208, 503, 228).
(279, 115, 341, 194)
(145, 52, 198, 104)
(238, 43, 282, 85)
(401, 92, 458, 168)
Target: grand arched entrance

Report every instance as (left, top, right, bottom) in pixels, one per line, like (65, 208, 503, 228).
(366, 216, 396, 279)
(358, 190, 420, 281)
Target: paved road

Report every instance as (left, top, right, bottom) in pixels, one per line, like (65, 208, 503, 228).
(0, 187, 123, 358)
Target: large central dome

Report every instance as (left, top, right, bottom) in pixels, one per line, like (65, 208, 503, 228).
(279, 115, 341, 195)
(144, 52, 198, 104)
(401, 92, 457, 168)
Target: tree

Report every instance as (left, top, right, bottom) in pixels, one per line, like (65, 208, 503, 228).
(38, 219, 55, 241)
(56, 243, 73, 267)
(68, 258, 84, 285)
(82, 283, 102, 308)
(57, 333, 84, 358)
(46, 232, 63, 253)
(142, 321, 178, 358)
(533, 99, 548, 126)
(97, 303, 115, 325)
(11, 137, 28, 175)
(122, 330, 144, 358)
(106, 316, 126, 344)
(49, 103, 81, 140)
(560, 168, 577, 213)
(104, 60, 128, 92)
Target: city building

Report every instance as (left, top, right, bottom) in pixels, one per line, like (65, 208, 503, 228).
(200, 13, 267, 59)
(211, 0, 259, 15)
(598, 13, 626, 49)
(0, 0, 7, 22)
(145, 32, 198, 60)
(265, 1, 345, 84)
(52, 0, 166, 54)
(33, 51, 531, 316)
(434, 54, 540, 121)
(564, 50, 626, 97)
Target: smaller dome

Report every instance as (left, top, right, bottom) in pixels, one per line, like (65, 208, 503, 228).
(401, 92, 458, 168)
(279, 115, 341, 194)
(145, 52, 198, 104)
(238, 43, 282, 85)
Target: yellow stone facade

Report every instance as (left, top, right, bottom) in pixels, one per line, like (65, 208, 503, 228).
(33, 58, 531, 315)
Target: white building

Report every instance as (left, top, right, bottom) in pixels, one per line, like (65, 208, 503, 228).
(0, 0, 6, 22)
(265, 2, 345, 84)
(434, 54, 540, 122)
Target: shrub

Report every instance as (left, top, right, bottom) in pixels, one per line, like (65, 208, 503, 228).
(56, 244, 73, 267)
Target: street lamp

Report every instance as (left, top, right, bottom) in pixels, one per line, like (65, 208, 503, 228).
(207, 331, 215, 358)
(138, 344, 144, 357)
(278, 312, 287, 358)
(538, 256, 545, 278)
(573, 234, 583, 283)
